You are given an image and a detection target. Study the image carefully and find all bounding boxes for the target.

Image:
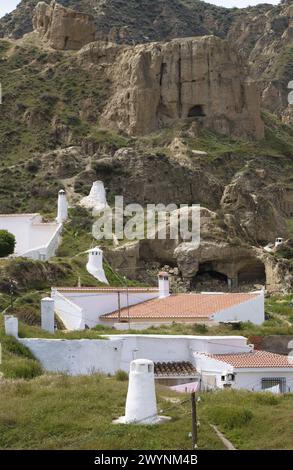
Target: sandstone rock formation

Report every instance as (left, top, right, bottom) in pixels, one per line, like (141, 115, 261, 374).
(33, 1, 96, 50)
(80, 36, 264, 140)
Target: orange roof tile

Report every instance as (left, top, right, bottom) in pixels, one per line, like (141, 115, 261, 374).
(208, 350, 293, 368)
(102, 293, 258, 320)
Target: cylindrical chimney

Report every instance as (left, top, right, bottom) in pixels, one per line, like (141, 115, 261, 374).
(158, 271, 170, 298)
(125, 359, 157, 424)
(57, 189, 68, 224)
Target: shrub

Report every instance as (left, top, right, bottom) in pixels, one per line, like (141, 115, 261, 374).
(115, 370, 128, 382)
(192, 323, 208, 334)
(1, 358, 43, 380)
(0, 230, 15, 257)
(208, 405, 253, 430)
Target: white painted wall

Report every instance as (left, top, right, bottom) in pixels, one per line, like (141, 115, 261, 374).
(18, 334, 250, 376)
(52, 290, 160, 329)
(212, 293, 264, 325)
(52, 291, 84, 330)
(194, 353, 293, 392)
(0, 214, 62, 261)
(20, 338, 123, 375)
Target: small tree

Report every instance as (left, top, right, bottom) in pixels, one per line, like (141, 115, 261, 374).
(0, 230, 16, 258)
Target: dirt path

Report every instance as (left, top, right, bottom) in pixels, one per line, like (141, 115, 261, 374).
(210, 424, 236, 450)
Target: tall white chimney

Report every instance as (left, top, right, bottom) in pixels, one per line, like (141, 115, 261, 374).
(125, 359, 158, 424)
(57, 189, 68, 224)
(158, 271, 170, 298)
(86, 247, 109, 284)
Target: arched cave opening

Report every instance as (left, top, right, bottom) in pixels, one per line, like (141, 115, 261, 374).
(188, 105, 206, 118)
(191, 262, 228, 291)
(237, 259, 266, 285)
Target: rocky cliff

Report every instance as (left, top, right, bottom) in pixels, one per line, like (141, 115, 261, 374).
(80, 37, 264, 140)
(33, 1, 96, 50)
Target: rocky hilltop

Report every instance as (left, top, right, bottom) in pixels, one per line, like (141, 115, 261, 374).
(1, 0, 292, 122)
(33, 1, 96, 50)
(0, 1, 292, 293)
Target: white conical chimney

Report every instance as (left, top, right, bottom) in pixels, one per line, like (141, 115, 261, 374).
(86, 246, 109, 284)
(125, 359, 158, 424)
(56, 189, 68, 224)
(80, 181, 109, 214)
(158, 271, 170, 298)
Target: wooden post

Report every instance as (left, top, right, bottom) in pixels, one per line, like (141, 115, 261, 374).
(191, 392, 197, 449)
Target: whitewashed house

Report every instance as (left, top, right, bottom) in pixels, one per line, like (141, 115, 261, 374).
(0, 190, 68, 261)
(5, 317, 292, 392)
(52, 272, 265, 330)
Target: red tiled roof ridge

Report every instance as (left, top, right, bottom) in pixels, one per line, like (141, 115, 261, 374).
(102, 292, 260, 320)
(205, 350, 293, 368)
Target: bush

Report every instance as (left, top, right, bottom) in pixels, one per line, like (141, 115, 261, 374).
(192, 323, 208, 334)
(0, 230, 15, 257)
(208, 405, 253, 430)
(115, 370, 128, 382)
(1, 358, 43, 380)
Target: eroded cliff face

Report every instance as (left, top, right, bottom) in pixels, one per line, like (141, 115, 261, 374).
(227, 1, 293, 124)
(33, 1, 96, 50)
(80, 36, 264, 140)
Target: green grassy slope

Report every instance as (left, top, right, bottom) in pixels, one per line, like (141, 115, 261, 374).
(0, 375, 292, 450)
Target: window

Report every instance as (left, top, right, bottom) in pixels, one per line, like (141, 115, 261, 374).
(261, 377, 286, 393)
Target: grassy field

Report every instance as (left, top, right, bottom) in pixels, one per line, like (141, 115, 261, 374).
(0, 374, 292, 450)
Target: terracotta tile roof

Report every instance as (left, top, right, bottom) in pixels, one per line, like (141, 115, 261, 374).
(208, 350, 293, 368)
(154, 361, 198, 377)
(102, 293, 258, 321)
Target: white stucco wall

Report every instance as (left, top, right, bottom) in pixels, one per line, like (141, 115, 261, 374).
(20, 338, 123, 375)
(53, 291, 84, 330)
(0, 214, 62, 260)
(212, 293, 264, 325)
(19, 334, 251, 376)
(52, 290, 160, 329)
(194, 353, 293, 392)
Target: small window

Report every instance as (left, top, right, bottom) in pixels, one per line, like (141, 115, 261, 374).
(148, 364, 153, 373)
(221, 375, 225, 381)
(262, 377, 286, 393)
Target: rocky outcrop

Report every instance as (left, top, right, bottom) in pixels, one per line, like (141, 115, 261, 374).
(33, 1, 96, 50)
(83, 36, 264, 140)
(220, 166, 287, 244)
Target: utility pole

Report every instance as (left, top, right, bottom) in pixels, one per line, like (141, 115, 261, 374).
(9, 279, 14, 309)
(191, 392, 198, 450)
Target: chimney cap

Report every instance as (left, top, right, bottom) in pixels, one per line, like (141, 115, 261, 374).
(59, 189, 66, 194)
(158, 271, 169, 277)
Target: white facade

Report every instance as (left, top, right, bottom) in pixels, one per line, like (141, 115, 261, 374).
(194, 353, 293, 393)
(19, 334, 249, 374)
(211, 292, 265, 325)
(51, 288, 160, 330)
(86, 247, 109, 284)
(0, 188, 68, 261)
(17, 332, 293, 391)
